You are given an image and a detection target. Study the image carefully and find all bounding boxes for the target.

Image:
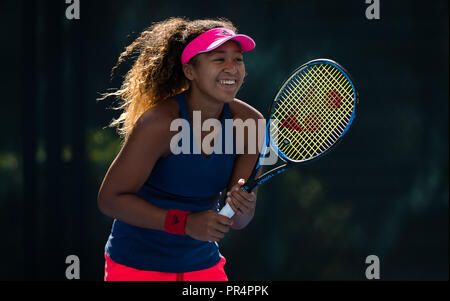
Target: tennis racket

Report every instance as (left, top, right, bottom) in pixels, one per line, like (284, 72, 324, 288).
(219, 58, 359, 218)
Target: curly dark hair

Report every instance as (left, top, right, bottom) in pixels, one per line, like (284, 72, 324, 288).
(98, 17, 238, 142)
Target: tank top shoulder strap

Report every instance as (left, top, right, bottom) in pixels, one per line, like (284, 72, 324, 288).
(173, 92, 190, 120)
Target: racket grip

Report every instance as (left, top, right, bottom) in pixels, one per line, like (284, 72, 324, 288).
(219, 174, 259, 217)
(218, 202, 235, 218)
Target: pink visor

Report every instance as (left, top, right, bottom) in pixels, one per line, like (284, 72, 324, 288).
(181, 27, 255, 65)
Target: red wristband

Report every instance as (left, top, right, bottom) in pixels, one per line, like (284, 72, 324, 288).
(164, 209, 190, 235)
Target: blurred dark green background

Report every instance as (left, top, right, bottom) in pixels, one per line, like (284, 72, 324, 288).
(1, 0, 448, 280)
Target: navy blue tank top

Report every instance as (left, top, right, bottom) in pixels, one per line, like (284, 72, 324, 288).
(105, 92, 235, 273)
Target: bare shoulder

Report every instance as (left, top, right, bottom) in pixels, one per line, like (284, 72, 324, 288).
(134, 97, 180, 132)
(229, 98, 264, 121)
(124, 97, 181, 155)
(127, 97, 182, 148)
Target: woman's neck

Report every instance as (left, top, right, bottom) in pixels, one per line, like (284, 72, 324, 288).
(184, 88, 224, 122)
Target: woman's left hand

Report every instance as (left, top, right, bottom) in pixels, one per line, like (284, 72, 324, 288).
(225, 179, 257, 216)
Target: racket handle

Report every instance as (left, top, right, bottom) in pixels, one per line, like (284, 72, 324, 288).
(218, 167, 261, 218)
(218, 202, 235, 218)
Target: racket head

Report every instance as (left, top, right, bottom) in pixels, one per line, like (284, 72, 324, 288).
(267, 59, 359, 164)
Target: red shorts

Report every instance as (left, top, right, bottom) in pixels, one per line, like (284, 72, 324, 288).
(104, 253, 228, 281)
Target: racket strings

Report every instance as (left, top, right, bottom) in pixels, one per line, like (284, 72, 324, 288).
(282, 66, 353, 158)
(273, 70, 323, 155)
(271, 67, 323, 157)
(276, 78, 330, 158)
(271, 63, 355, 161)
(285, 65, 353, 158)
(294, 65, 353, 153)
(309, 65, 354, 147)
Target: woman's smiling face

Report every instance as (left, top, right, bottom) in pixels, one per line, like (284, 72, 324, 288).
(184, 40, 246, 103)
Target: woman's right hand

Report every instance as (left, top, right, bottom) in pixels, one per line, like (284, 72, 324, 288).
(185, 210, 233, 241)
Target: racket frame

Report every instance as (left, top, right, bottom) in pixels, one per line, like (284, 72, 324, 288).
(219, 58, 359, 217)
(247, 59, 359, 189)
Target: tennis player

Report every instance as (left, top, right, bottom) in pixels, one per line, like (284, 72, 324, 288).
(97, 17, 263, 281)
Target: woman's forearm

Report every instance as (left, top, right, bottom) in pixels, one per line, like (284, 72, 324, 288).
(98, 193, 168, 230)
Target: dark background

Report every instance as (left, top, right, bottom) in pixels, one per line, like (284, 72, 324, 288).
(1, 0, 448, 280)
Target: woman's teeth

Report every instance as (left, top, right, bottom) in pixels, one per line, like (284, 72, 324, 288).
(219, 80, 236, 85)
